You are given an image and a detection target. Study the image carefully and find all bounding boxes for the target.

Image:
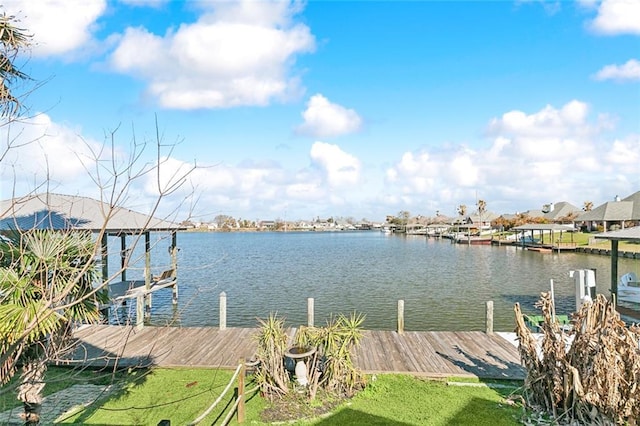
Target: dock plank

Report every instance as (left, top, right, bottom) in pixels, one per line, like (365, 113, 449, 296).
(68, 325, 525, 379)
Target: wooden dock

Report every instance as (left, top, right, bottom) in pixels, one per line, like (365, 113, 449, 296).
(66, 325, 270, 369)
(66, 325, 525, 380)
(353, 330, 524, 379)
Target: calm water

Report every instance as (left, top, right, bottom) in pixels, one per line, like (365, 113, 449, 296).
(109, 231, 638, 331)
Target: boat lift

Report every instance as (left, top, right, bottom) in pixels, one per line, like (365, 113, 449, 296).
(570, 269, 597, 312)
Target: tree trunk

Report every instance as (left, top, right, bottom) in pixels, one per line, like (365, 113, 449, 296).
(17, 360, 46, 425)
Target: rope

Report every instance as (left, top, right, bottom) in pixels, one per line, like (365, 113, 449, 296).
(221, 381, 260, 425)
(188, 363, 243, 425)
(220, 392, 242, 426)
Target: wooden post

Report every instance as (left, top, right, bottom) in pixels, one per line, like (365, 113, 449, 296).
(397, 299, 404, 334)
(136, 294, 144, 329)
(171, 232, 178, 305)
(611, 240, 619, 301)
(485, 300, 494, 334)
(120, 234, 127, 282)
(237, 358, 245, 423)
(307, 297, 314, 327)
(144, 232, 152, 320)
(172, 280, 179, 306)
(101, 233, 109, 284)
(219, 291, 227, 330)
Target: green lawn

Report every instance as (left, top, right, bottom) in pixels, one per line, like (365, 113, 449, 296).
(58, 368, 264, 425)
(303, 375, 523, 426)
(2, 367, 526, 425)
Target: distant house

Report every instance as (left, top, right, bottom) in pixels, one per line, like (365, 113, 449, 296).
(542, 201, 581, 223)
(576, 191, 640, 231)
(259, 220, 277, 230)
(494, 201, 579, 230)
(466, 211, 499, 227)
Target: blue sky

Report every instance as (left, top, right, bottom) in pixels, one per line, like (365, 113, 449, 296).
(1, 0, 639, 223)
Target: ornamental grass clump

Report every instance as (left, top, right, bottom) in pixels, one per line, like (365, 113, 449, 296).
(514, 293, 640, 425)
(253, 312, 366, 403)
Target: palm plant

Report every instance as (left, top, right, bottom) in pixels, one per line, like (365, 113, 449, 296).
(0, 229, 104, 424)
(457, 204, 467, 224)
(0, 12, 32, 117)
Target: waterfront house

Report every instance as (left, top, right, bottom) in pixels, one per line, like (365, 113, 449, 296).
(576, 191, 640, 231)
(541, 201, 581, 223)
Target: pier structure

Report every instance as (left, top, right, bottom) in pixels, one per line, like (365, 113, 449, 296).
(67, 324, 525, 380)
(66, 296, 524, 380)
(0, 193, 186, 325)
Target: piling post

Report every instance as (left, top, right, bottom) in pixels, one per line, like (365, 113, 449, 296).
(397, 299, 404, 334)
(485, 301, 494, 334)
(307, 298, 314, 327)
(237, 358, 245, 423)
(172, 283, 178, 306)
(219, 291, 227, 330)
(171, 232, 178, 306)
(136, 294, 144, 329)
(144, 232, 152, 320)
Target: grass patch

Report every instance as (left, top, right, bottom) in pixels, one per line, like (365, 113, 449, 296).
(58, 367, 265, 425)
(20, 369, 524, 425)
(300, 374, 523, 425)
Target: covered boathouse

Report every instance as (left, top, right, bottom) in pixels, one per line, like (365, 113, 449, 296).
(0, 192, 186, 324)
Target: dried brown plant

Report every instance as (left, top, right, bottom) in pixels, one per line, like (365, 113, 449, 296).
(515, 293, 640, 425)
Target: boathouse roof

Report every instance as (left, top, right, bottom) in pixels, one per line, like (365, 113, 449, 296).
(593, 226, 640, 242)
(0, 193, 185, 233)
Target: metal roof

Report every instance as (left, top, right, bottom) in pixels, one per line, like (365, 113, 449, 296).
(593, 226, 640, 242)
(0, 193, 185, 233)
(512, 224, 575, 231)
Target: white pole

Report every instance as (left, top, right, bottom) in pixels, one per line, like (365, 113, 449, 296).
(219, 291, 227, 330)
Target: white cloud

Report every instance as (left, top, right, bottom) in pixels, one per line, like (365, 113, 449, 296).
(3, 101, 637, 222)
(109, 0, 315, 109)
(488, 100, 590, 137)
(593, 59, 640, 81)
(605, 136, 640, 166)
(119, 0, 168, 7)
(449, 153, 479, 187)
(3, 0, 106, 57)
(588, 0, 640, 35)
(310, 142, 361, 187)
(0, 114, 103, 191)
(296, 94, 363, 138)
(384, 100, 638, 216)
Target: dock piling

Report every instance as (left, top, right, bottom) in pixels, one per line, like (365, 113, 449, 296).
(136, 294, 144, 329)
(397, 299, 405, 334)
(485, 300, 494, 334)
(220, 291, 227, 330)
(307, 297, 314, 327)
